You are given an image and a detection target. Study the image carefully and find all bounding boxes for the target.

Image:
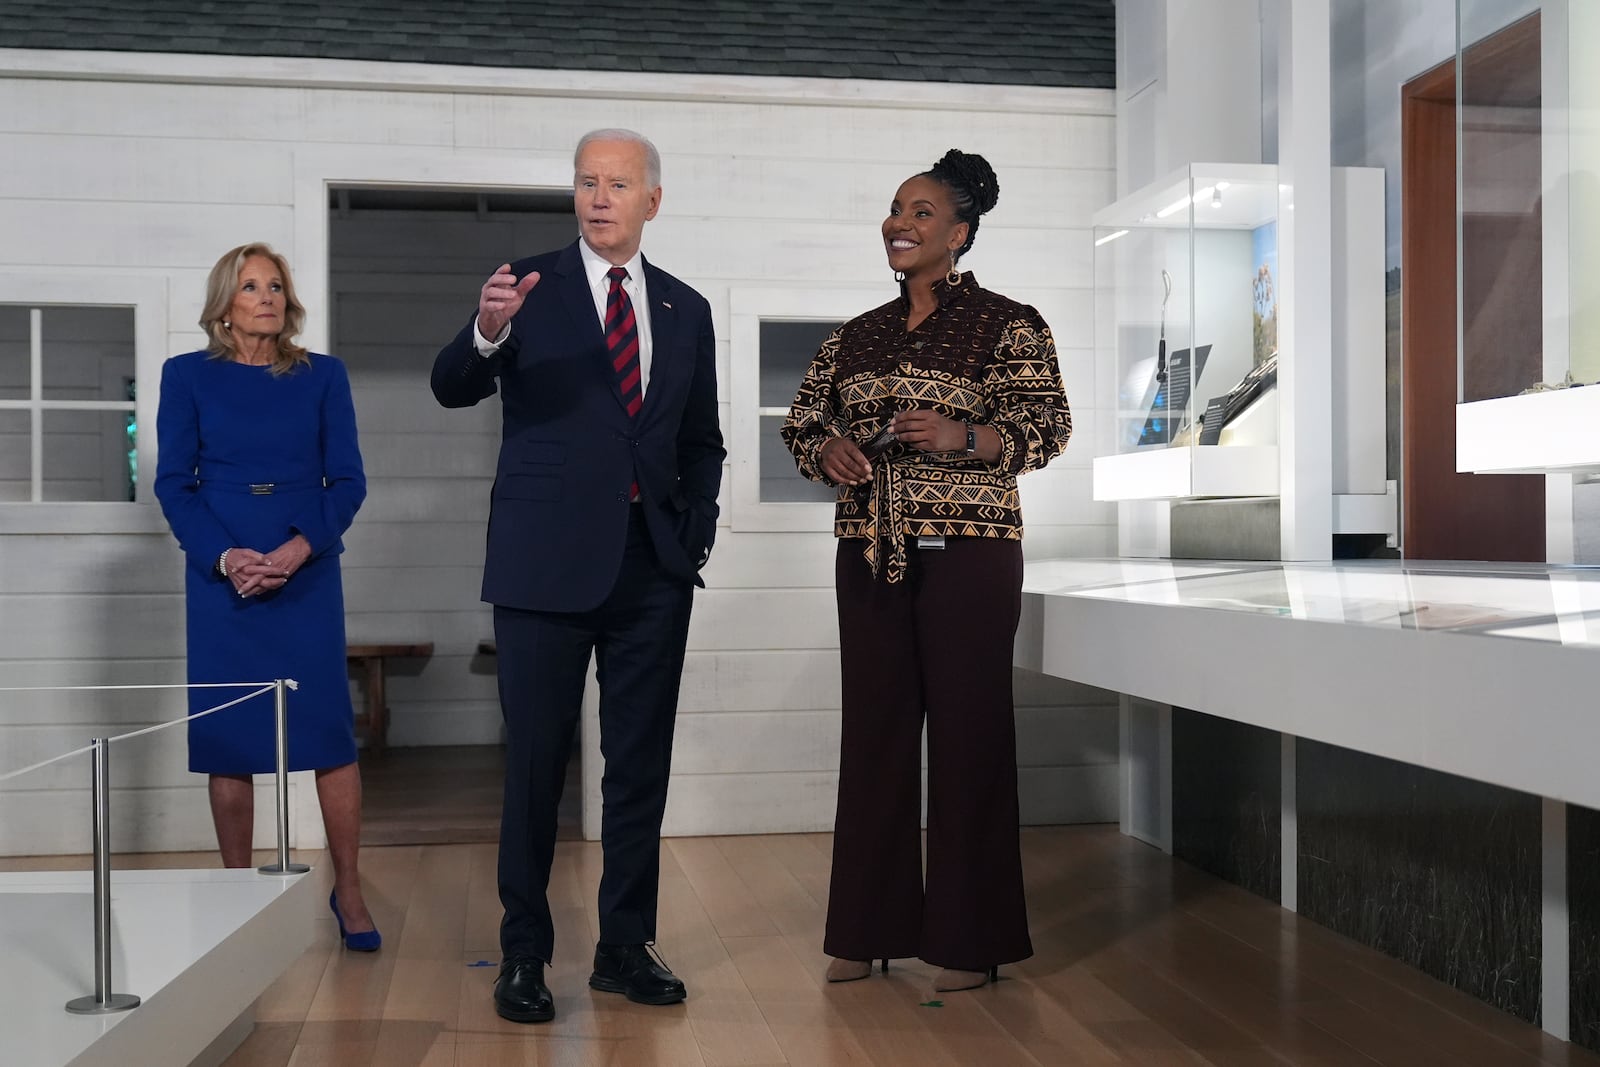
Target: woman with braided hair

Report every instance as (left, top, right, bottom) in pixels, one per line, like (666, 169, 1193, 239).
(782, 150, 1072, 992)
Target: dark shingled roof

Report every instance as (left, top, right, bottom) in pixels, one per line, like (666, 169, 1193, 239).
(0, 1, 1114, 89)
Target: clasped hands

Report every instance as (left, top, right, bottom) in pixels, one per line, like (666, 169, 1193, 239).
(223, 535, 312, 598)
(819, 410, 966, 487)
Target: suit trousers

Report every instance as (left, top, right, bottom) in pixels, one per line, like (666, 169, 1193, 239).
(493, 505, 694, 962)
(823, 535, 1033, 971)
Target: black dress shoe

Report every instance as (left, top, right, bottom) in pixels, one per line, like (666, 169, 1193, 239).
(493, 955, 554, 1023)
(589, 942, 687, 1005)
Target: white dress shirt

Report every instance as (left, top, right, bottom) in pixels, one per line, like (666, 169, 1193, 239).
(474, 240, 654, 398)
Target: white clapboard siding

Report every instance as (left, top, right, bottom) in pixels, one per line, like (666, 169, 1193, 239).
(447, 94, 1114, 169)
(0, 133, 296, 205)
(0, 722, 193, 791)
(4, 593, 187, 661)
(676, 649, 842, 713)
(0, 201, 296, 268)
(355, 477, 490, 523)
(340, 521, 487, 569)
(0, 781, 299, 857)
(0, 657, 184, 690)
(0, 684, 192, 730)
(0, 80, 461, 145)
(0, 61, 1117, 850)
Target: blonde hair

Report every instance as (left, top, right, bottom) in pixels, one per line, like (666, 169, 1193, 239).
(199, 243, 309, 376)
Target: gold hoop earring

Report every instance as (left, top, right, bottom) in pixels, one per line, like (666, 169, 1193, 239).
(946, 253, 961, 286)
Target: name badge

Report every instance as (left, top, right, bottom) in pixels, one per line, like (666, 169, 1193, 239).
(916, 536, 945, 550)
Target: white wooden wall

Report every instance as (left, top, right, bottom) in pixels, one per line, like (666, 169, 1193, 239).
(0, 52, 1118, 851)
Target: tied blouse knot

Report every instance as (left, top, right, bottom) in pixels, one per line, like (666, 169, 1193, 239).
(781, 272, 1072, 582)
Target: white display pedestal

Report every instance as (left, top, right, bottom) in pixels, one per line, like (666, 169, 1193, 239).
(1457, 388, 1600, 475)
(1, 867, 320, 1067)
(1015, 555, 1600, 1044)
(1093, 445, 1279, 500)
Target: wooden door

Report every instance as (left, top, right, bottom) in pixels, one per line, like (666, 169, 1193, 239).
(1399, 19, 1545, 563)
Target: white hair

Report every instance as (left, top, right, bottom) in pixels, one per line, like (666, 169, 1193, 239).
(574, 128, 661, 188)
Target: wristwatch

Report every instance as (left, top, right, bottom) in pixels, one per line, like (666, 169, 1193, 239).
(964, 421, 977, 456)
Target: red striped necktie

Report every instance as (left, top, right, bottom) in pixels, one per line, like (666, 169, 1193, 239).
(605, 266, 641, 501)
(605, 266, 642, 418)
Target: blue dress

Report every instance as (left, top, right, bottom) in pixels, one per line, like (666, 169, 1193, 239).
(154, 351, 366, 774)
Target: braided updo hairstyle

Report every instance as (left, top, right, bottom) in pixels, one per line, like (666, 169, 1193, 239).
(922, 149, 1000, 261)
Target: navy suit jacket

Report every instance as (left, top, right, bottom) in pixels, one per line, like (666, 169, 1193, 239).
(431, 240, 724, 613)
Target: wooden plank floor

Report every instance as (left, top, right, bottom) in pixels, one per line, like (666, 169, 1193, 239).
(8, 828, 1597, 1066)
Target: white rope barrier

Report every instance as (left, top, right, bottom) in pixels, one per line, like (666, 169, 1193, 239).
(0, 742, 98, 784)
(0, 681, 291, 692)
(0, 679, 297, 783)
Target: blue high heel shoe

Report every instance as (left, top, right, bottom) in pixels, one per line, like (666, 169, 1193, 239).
(329, 890, 381, 952)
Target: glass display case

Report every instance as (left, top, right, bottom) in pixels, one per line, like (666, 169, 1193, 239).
(1455, 0, 1600, 473)
(1091, 164, 1283, 500)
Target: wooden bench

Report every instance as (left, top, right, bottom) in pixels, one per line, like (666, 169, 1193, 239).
(346, 643, 433, 753)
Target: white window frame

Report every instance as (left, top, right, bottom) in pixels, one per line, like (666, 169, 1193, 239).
(728, 286, 883, 532)
(0, 273, 168, 534)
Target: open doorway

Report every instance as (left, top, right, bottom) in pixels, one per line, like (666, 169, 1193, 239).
(1399, 15, 1545, 562)
(327, 185, 584, 845)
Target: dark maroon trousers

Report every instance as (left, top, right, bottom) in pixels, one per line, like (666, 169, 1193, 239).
(823, 536, 1034, 971)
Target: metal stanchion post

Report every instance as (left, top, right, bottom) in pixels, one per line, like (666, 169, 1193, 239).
(66, 738, 140, 1014)
(259, 679, 309, 876)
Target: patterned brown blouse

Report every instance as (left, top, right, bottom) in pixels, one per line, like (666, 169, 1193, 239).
(781, 272, 1072, 582)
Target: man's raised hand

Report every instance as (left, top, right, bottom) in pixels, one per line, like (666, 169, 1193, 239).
(477, 264, 541, 341)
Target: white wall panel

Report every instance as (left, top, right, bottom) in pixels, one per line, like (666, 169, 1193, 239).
(0, 781, 296, 856)
(0, 202, 295, 270)
(686, 589, 839, 651)
(0, 675, 186, 727)
(3, 593, 185, 660)
(340, 565, 485, 614)
(340, 521, 486, 568)
(354, 478, 488, 522)
(448, 94, 1116, 170)
(0, 81, 459, 146)
(0, 533, 180, 593)
(675, 650, 840, 714)
(671, 711, 843, 776)
(0, 134, 295, 205)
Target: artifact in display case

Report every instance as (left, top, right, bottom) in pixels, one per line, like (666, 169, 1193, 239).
(1196, 352, 1278, 446)
(1138, 343, 1211, 446)
(1454, 2, 1600, 474)
(1518, 372, 1597, 395)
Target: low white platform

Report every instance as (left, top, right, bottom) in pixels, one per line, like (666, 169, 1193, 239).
(1, 866, 319, 1067)
(1016, 557, 1600, 809)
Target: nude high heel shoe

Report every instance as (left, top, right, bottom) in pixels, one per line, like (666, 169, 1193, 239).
(932, 965, 998, 992)
(825, 957, 889, 982)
